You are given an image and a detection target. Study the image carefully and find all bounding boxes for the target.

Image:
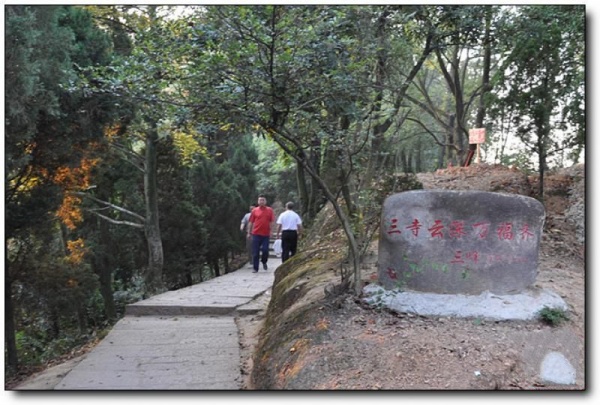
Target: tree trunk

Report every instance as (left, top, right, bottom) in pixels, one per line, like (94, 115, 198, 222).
(466, 9, 492, 166)
(308, 148, 322, 219)
(436, 39, 470, 166)
(49, 307, 60, 339)
(414, 141, 422, 173)
(198, 264, 204, 283)
(399, 149, 408, 173)
(224, 255, 231, 274)
(276, 136, 363, 294)
(77, 306, 87, 335)
(143, 124, 165, 296)
(318, 180, 362, 294)
(336, 115, 357, 217)
(537, 133, 546, 202)
(455, 118, 465, 162)
(437, 144, 445, 170)
(361, 20, 433, 190)
(212, 258, 220, 278)
(446, 114, 456, 165)
(362, 9, 391, 188)
(296, 159, 310, 220)
(340, 170, 356, 217)
(94, 216, 117, 322)
(538, 155, 545, 202)
(451, 46, 466, 162)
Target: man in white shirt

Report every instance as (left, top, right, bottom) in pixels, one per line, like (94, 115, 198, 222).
(275, 201, 303, 263)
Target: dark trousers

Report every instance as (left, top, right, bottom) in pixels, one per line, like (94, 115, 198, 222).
(252, 235, 270, 270)
(281, 230, 298, 263)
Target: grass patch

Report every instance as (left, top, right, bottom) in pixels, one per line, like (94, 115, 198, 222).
(538, 306, 569, 326)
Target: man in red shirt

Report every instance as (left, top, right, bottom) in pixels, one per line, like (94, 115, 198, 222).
(247, 195, 275, 273)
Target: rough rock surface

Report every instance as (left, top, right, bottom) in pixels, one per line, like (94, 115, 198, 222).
(378, 190, 546, 294)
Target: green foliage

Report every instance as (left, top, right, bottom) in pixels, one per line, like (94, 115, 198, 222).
(84, 289, 107, 329)
(157, 140, 210, 288)
(113, 275, 146, 316)
(538, 306, 569, 327)
(373, 173, 423, 203)
(402, 5, 495, 168)
(253, 136, 296, 203)
(80, 153, 147, 286)
(176, 130, 258, 279)
(15, 331, 48, 366)
(8, 234, 108, 369)
(5, 6, 74, 238)
(5, 5, 126, 372)
(491, 5, 585, 174)
(15, 327, 97, 368)
(5, 5, 121, 239)
(369, 289, 387, 312)
(494, 146, 535, 175)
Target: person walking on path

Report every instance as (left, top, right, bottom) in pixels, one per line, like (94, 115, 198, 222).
(275, 201, 303, 263)
(247, 195, 275, 273)
(240, 204, 256, 267)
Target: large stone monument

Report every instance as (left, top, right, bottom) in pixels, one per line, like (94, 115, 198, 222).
(378, 190, 545, 295)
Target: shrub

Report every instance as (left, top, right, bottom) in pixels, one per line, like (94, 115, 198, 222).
(538, 306, 569, 326)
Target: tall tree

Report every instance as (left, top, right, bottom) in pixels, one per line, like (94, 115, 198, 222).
(360, 5, 434, 188)
(492, 5, 585, 200)
(77, 5, 200, 295)
(468, 6, 494, 166)
(188, 6, 363, 291)
(404, 5, 496, 168)
(5, 5, 119, 370)
(187, 5, 437, 293)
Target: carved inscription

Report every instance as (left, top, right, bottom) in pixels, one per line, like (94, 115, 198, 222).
(378, 190, 545, 295)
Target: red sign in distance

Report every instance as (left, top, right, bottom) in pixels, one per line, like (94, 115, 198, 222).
(469, 128, 486, 144)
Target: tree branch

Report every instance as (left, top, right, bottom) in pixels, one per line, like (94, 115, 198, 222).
(405, 116, 458, 150)
(72, 191, 146, 222)
(84, 210, 145, 229)
(110, 142, 145, 173)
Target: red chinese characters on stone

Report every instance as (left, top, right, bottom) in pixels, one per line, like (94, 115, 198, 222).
(465, 251, 479, 263)
(389, 216, 536, 243)
(387, 218, 401, 235)
(472, 222, 490, 239)
(520, 223, 534, 240)
(450, 250, 464, 264)
(450, 250, 479, 264)
(496, 222, 514, 240)
(406, 219, 422, 236)
(428, 220, 444, 238)
(449, 220, 467, 239)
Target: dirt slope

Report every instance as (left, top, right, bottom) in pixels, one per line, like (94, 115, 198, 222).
(246, 163, 585, 390)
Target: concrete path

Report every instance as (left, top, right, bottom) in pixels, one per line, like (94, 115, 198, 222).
(55, 258, 279, 390)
